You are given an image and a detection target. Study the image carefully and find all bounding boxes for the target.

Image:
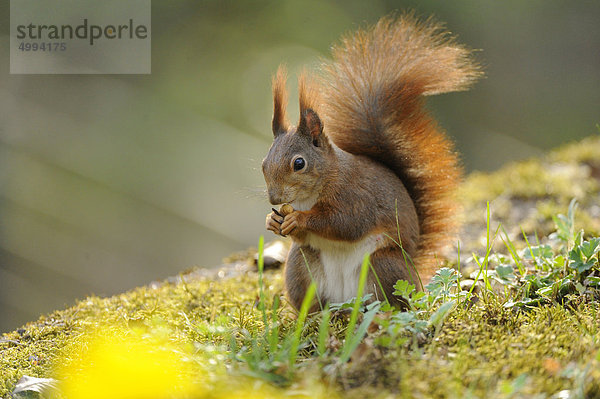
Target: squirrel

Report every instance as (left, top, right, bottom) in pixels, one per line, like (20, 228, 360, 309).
(262, 14, 481, 311)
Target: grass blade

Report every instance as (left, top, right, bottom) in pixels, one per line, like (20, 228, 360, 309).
(369, 263, 390, 307)
(257, 236, 269, 337)
(345, 254, 370, 344)
(339, 305, 379, 363)
(317, 306, 331, 357)
(338, 254, 372, 362)
(288, 282, 316, 368)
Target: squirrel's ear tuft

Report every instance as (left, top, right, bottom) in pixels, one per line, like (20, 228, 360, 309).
(298, 108, 324, 142)
(297, 71, 326, 143)
(272, 65, 289, 137)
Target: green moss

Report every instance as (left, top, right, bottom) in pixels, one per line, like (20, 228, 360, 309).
(463, 136, 600, 205)
(331, 300, 599, 398)
(550, 136, 600, 164)
(3, 137, 600, 398)
(459, 136, 600, 257)
(0, 271, 286, 396)
(5, 269, 599, 398)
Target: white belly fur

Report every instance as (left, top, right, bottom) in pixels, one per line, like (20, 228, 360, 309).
(305, 233, 381, 304)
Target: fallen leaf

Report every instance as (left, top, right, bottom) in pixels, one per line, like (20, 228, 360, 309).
(12, 375, 58, 397)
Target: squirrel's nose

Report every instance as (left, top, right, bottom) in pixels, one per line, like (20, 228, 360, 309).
(268, 195, 283, 206)
(268, 189, 283, 205)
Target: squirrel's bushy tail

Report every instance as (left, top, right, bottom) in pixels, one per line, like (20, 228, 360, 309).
(321, 14, 481, 279)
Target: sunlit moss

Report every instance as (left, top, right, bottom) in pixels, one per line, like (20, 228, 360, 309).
(459, 136, 600, 255)
(550, 136, 600, 164)
(3, 137, 600, 398)
(52, 324, 333, 399)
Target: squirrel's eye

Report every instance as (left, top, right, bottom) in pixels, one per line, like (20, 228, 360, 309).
(293, 157, 306, 171)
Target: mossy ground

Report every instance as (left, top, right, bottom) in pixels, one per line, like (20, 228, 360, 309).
(459, 136, 600, 256)
(2, 136, 600, 398)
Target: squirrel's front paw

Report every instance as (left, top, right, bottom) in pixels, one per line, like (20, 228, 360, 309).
(266, 211, 285, 236)
(280, 211, 303, 236)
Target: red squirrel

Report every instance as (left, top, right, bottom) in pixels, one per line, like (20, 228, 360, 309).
(262, 14, 481, 310)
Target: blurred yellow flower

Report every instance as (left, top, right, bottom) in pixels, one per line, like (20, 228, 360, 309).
(54, 327, 335, 399)
(57, 332, 197, 399)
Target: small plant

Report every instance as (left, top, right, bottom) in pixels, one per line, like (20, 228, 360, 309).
(369, 268, 460, 346)
(231, 241, 384, 383)
(226, 200, 600, 394)
(230, 234, 473, 386)
(7, 198, 600, 399)
(493, 200, 600, 309)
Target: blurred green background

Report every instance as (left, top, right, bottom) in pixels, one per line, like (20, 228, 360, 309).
(1, 0, 599, 332)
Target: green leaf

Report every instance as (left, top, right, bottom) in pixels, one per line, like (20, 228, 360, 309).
(433, 267, 459, 285)
(536, 285, 554, 297)
(12, 376, 58, 398)
(412, 291, 427, 302)
(428, 300, 456, 329)
(568, 244, 597, 273)
(329, 294, 373, 311)
(585, 276, 600, 287)
(552, 199, 577, 243)
(521, 244, 553, 260)
(580, 238, 600, 258)
(426, 267, 460, 293)
(389, 311, 428, 335)
(495, 265, 516, 281)
(391, 311, 417, 327)
(393, 280, 416, 298)
(489, 253, 513, 266)
(339, 304, 379, 363)
(558, 278, 574, 296)
(553, 255, 565, 269)
(504, 297, 544, 309)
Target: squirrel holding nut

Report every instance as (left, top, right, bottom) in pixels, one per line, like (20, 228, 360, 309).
(262, 14, 481, 310)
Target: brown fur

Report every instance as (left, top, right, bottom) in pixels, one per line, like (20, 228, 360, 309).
(285, 244, 317, 311)
(298, 70, 320, 115)
(320, 14, 481, 280)
(272, 65, 289, 136)
(263, 14, 481, 310)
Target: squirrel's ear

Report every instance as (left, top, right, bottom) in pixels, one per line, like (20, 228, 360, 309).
(297, 108, 324, 142)
(297, 71, 326, 144)
(272, 65, 289, 137)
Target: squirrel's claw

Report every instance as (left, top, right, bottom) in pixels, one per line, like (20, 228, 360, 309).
(280, 211, 300, 236)
(266, 212, 284, 236)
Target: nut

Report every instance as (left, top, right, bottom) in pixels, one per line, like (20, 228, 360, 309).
(280, 203, 294, 216)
